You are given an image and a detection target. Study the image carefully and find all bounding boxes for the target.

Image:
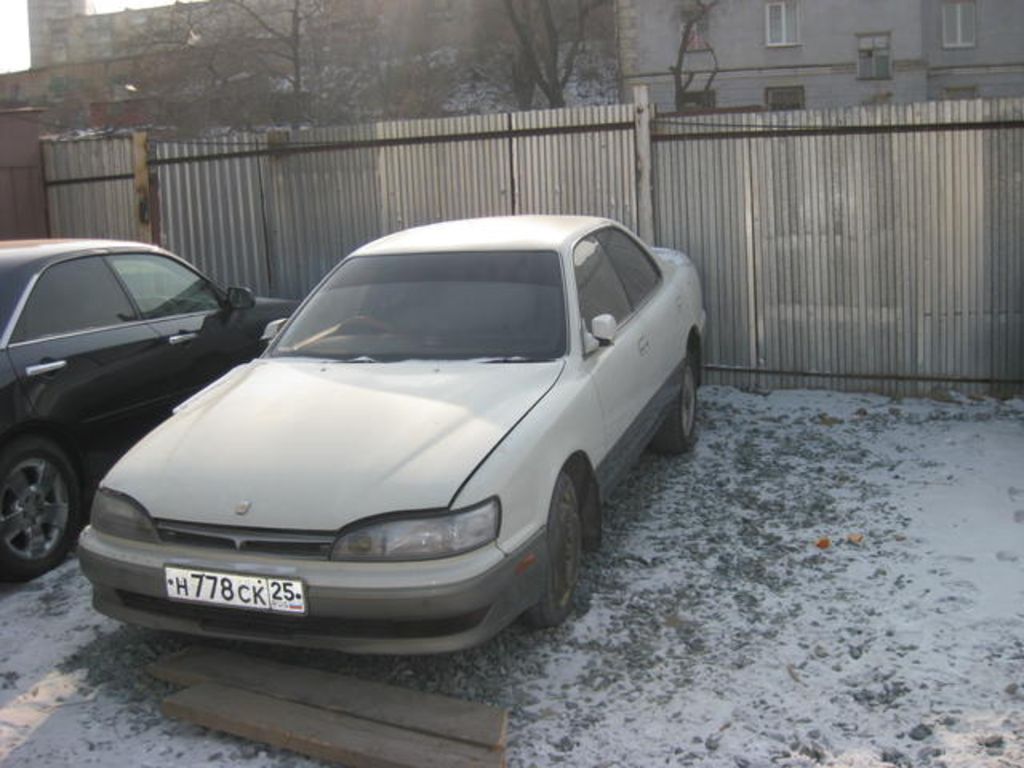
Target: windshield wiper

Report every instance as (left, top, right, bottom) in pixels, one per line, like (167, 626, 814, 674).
(476, 356, 554, 363)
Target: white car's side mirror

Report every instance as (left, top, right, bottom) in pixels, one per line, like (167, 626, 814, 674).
(261, 317, 288, 342)
(590, 314, 617, 346)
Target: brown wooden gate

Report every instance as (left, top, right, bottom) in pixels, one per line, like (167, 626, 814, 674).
(0, 108, 48, 239)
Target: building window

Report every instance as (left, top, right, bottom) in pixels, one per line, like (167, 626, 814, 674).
(765, 86, 805, 111)
(49, 76, 70, 96)
(677, 90, 717, 110)
(943, 0, 976, 48)
(857, 34, 891, 80)
(942, 85, 978, 100)
(766, 1, 799, 47)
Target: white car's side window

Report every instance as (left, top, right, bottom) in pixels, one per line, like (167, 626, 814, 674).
(572, 236, 631, 328)
(599, 229, 661, 309)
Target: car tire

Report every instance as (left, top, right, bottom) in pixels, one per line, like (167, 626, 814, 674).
(523, 470, 582, 629)
(652, 354, 699, 455)
(0, 436, 81, 582)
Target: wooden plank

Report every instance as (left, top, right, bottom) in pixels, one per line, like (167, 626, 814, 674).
(162, 682, 504, 768)
(149, 647, 507, 750)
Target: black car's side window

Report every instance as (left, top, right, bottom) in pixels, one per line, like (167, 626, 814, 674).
(107, 254, 221, 320)
(12, 257, 137, 343)
(572, 236, 632, 326)
(599, 228, 661, 309)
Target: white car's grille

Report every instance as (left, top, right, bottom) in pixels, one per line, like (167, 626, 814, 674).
(155, 521, 335, 559)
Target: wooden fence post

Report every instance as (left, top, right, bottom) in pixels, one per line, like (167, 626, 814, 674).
(131, 131, 153, 243)
(633, 84, 655, 244)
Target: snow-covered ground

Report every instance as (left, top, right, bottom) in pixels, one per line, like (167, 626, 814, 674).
(1, 386, 1022, 767)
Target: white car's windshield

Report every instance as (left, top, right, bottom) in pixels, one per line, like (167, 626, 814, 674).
(271, 250, 566, 362)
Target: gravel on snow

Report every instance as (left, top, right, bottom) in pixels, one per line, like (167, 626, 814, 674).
(0, 386, 1022, 768)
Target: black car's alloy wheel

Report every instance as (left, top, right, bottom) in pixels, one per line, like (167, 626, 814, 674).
(0, 437, 80, 582)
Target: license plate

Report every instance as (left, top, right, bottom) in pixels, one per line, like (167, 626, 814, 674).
(164, 566, 306, 614)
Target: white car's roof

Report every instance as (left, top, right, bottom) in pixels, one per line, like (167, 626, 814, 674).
(352, 216, 613, 256)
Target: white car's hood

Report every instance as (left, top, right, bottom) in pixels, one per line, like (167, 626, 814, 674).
(105, 358, 564, 530)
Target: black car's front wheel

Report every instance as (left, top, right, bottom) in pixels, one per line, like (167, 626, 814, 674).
(0, 437, 81, 582)
(524, 470, 582, 629)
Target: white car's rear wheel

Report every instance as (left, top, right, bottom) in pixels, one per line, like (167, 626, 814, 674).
(652, 355, 699, 455)
(524, 470, 581, 629)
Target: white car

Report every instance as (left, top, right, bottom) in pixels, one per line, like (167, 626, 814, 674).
(79, 216, 705, 654)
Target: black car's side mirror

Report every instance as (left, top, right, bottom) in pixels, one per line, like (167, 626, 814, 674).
(226, 286, 255, 310)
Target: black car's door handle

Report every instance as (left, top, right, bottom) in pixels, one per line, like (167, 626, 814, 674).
(26, 360, 67, 377)
(168, 333, 199, 346)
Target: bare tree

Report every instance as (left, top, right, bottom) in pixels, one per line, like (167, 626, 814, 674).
(125, 3, 269, 130)
(121, 0, 329, 130)
(510, 45, 541, 110)
(500, 0, 610, 108)
(222, 0, 326, 123)
(669, 0, 719, 112)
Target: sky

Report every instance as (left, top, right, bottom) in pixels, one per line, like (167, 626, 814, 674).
(0, 0, 184, 73)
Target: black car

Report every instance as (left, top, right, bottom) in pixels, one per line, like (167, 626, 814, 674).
(0, 240, 296, 581)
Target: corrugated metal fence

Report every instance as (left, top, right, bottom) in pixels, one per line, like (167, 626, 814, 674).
(43, 136, 136, 240)
(141, 106, 634, 298)
(653, 98, 1024, 395)
(41, 98, 1023, 395)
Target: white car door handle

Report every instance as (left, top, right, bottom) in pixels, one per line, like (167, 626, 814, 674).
(638, 336, 650, 355)
(26, 360, 67, 377)
(168, 332, 199, 345)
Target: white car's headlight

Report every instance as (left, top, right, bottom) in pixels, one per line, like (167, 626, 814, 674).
(90, 488, 159, 543)
(329, 498, 500, 561)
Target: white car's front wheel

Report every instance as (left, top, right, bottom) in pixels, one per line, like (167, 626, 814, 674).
(524, 470, 581, 629)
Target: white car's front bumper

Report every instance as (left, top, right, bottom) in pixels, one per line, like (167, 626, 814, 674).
(78, 524, 549, 654)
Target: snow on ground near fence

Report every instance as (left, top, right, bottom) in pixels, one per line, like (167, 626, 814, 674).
(0, 386, 1021, 767)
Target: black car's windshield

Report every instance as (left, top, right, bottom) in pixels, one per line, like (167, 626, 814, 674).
(271, 250, 566, 361)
